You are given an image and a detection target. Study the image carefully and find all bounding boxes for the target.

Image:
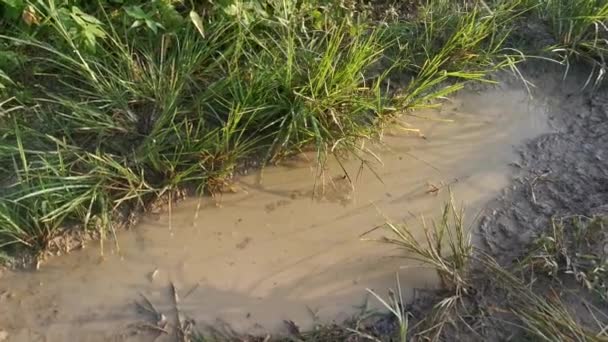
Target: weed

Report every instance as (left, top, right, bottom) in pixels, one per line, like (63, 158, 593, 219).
(534, 0, 608, 85)
(524, 216, 608, 301)
(481, 254, 605, 342)
(366, 275, 410, 342)
(0, 0, 603, 263)
(371, 198, 472, 341)
(380, 199, 472, 293)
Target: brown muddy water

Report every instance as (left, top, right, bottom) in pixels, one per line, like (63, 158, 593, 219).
(0, 85, 551, 341)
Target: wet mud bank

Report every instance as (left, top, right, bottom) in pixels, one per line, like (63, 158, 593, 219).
(409, 66, 608, 341)
(480, 77, 608, 259)
(1, 68, 602, 341)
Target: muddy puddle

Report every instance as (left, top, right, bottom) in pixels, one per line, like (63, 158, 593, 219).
(0, 85, 551, 341)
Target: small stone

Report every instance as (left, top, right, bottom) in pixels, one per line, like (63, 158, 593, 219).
(0, 330, 8, 342)
(149, 269, 159, 281)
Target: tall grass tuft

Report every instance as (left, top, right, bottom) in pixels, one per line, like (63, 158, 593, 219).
(366, 275, 410, 342)
(388, 0, 528, 109)
(375, 198, 472, 340)
(536, 0, 608, 84)
(481, 254, 604, 342)
(380, 199, 472, 293)
(0, 0, 596, 259)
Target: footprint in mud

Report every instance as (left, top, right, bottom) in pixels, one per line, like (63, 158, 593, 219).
(289, 190, 305, 199)
(292, 175, 354, 205)
(236, 237, 252, 250)
(265, 199, 291, 213)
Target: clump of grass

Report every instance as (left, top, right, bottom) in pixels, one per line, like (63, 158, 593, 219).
(366, 275, 410, 342)
(523, 216, 608, 300)
(375, 201, 607, 341)
(0, 0, 530, 259)
(381, 199, 472, 293)
(1, 28, 223, 255)
(0, 129, 153, 254)
(373, 199, 472, 340)
(534, 0, 608, 84)
(481, 254, 605, 342)
(236, 12, 393, 162)
(387, 0, 528, 109)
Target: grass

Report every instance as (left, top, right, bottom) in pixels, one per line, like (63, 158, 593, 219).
(0, 2, 606, 341)
(0, 0, 605, 336)
(374, 204, 608, 341)
(480, 254, 605, 342)
(534, 0, 608, 85)
(523, 216, 608, 301)
(366, 181, 608, 341)
(0, 0, 536, 260)
(380, 198, 472, 293)
(390, 0, 529, 109)
(373, 198, 473, 341)
(366, 275, 410, 342)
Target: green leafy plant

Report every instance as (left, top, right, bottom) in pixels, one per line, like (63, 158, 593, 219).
(220, 0, 269, 27)
(124, 5, 164, 34)
(62, 6, 105, 50)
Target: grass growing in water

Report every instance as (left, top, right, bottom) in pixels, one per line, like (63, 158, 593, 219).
(374, 198, 473, 340)
(381, 199, 472, 293)
(376, 206, 608, 341)
(0, 0, 531, 260)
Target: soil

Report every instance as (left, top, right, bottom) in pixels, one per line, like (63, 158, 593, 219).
(0, 65, 606, 341)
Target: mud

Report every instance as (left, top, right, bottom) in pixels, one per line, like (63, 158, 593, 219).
(0, 81, 554, 341)
(480, 72, 608, 259)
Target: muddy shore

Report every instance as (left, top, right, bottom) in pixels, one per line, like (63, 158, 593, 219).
(407, 65, 608, 341)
